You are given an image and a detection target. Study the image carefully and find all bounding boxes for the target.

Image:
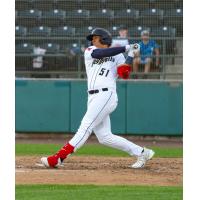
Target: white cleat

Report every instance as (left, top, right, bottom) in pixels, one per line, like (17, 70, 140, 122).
(40, 157, 63, 168)
(131, 148, 155, 169)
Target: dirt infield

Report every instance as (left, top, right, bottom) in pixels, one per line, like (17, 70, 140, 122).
(16, 156, 182, 186)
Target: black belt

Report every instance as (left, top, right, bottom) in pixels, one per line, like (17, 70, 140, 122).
(88, 88, 108, 94)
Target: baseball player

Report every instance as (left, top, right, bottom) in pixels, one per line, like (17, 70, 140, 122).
(41, 28, 155, 169)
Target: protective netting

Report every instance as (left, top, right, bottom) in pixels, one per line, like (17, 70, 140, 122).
(15, 0, 183, 79)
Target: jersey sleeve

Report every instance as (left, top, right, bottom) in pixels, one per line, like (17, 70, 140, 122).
(84, 46, 97, 60)
(116, 53, 126, 66)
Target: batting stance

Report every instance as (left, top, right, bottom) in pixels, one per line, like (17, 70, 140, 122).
(41, 28, 155, 169)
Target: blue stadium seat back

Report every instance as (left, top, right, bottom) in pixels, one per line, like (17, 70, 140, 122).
(40, 43, 60, 54)
(140, 8, 164, 17)
(69, 43, 82, 55)
(66, 9, 90, 18)
(16, 43, 35, 53)
(109, 26, 121, 37)
(28, 26, 51, 36)
(75, 26, 94, 36)
(18, 9, 42, 18)
(165, 8, 183, 17)
(129, 26, 151, 37)
(42, 9, 66, 19)
(114, 9, 139, 18)
(51, 26, 75, 36)
(151, 26, 176, 37)
(16, 26, 27, 37)
(90, 9, 114, 18)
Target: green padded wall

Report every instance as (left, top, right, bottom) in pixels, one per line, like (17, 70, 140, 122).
(16, 80, 70, 132)
(126, 82, 183, 134)
(15, 79, 183, 135)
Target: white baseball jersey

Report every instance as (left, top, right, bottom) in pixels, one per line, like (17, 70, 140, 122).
(84, 45, 125, 91)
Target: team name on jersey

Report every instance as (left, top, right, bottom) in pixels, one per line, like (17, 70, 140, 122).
(92, 57, 115, 65)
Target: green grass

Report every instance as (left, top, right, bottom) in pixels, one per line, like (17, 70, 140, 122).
(15, 185, 183, 200)
(16, 143, 182, 158)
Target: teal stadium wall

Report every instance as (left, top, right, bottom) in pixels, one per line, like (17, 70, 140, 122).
(15, 79, 183, 135)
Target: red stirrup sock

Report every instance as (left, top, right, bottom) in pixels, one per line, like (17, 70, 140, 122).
(57, 143, 75, 161)
(47, 143, 74, 167)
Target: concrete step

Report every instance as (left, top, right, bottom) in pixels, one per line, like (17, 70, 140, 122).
(165, 64, 183, 73)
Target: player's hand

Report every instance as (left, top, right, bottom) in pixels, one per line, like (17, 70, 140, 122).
(126, 43, 140, 57)
(131, 43, 140, 53)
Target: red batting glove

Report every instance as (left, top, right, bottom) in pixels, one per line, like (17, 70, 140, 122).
(117, 64, 131, 79)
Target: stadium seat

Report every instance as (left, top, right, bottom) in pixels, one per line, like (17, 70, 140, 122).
(75, 26, 94, 36)
(140, 8, 164, 18)
(139, 8, 164, 26)
(17, 9, 42, 26)
(90, 9, 114, 26)
(51, 26, 75, 36)
(165, 8, 183, 17)
(41, 9, 66, 26)
(17, 9, 42, 18)
(65, 9, 90, 26)
(164, 8, 183, 30)
(42, 9, 66, 19)
(67, 43, 83, 55)
(66, 9, 89, 19)
(15, 26, 27, 37)
(114, 9, 139, 19)
(16, 43, 34, 53)
(108, 26, 120, 37)
(40, 43, 60, 54)
(28, 26, 51, 36)
(129, 26, 151, 37)
(90, 9, 114, 18)
(151, 26, 176, 37)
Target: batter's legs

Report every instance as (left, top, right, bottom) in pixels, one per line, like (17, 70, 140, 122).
(94, 115, 144, 156)
(41, 91, 117, 167)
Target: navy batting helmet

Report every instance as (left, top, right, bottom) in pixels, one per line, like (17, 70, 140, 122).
(86, 28, 112, 46)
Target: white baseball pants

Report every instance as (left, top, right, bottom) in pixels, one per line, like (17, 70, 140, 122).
(69, 90, 143, 156)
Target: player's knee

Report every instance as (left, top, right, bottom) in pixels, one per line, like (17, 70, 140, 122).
(97, 134, 113, 145)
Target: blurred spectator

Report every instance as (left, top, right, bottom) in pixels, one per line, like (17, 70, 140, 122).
(112, 25, 129, 47)
(33, 46, 46, 68)
(118, 25, 129, 39)
(133, 30, 160, 77)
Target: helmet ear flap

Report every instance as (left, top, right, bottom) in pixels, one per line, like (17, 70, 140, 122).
(99, 36, 111, 46)
(99, 36, 105, 45)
